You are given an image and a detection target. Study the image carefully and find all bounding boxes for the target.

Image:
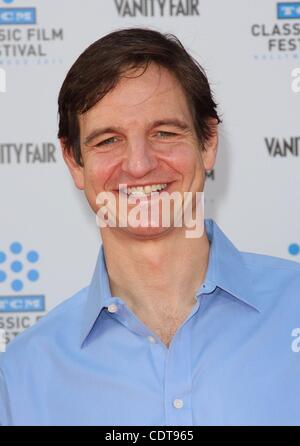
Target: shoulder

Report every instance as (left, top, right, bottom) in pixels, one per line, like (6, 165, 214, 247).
(243, 251, 300, 273)
(0, 286, 89, 370)
(242, 251, 300, 283)
(242, 251, 300, 310)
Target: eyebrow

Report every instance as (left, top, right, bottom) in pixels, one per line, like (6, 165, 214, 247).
(83, 119, 191, 145)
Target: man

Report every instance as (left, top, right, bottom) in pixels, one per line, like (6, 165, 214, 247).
(1, 28, 300, 426)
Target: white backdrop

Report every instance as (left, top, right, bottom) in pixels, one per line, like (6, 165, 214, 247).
(0, 0, 299, 342)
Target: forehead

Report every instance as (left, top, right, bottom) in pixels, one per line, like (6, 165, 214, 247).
(80, 63, 193, 130)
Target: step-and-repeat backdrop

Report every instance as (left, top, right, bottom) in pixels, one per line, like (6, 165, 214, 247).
(0, 0, 299, 343)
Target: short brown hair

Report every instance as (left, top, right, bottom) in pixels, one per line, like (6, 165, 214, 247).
(58, 27, 221, 166)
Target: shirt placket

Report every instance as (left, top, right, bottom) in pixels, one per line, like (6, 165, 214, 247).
(163, 298, 201, 426)
(106, 295, 202, 426)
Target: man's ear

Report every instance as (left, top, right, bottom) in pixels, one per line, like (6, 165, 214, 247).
(60, 138, 84, 190)
(201, 118, 218, 172)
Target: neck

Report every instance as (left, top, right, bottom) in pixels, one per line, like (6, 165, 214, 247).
(101, 227, 210, 319)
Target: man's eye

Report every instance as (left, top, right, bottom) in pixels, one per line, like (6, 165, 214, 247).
(96, 137, 118, 147)
(157, 131, 176, 138)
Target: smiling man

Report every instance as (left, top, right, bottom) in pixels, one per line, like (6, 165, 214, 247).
(1, 28, 300, 426)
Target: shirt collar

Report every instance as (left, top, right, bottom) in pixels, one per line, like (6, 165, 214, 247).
(80, 219, 262, 347)
(80, 246, 112, 347)
(202, 219, 262, 313)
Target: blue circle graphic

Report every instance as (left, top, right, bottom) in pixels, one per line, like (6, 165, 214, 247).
(11, 260, 23, 273)
(289, 243, 300, 256)
(0, 251, 6, 264)
(11, 279, 23, 292)
(27, 269, 39, 282)
(10, 242, 22, 254)
(27, 250, 39, 263)
(0, 270, 7, 282)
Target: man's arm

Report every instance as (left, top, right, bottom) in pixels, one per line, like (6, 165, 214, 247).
(0, 366, 12, 426)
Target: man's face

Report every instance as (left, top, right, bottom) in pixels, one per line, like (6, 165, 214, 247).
(64, 63, 217, 239)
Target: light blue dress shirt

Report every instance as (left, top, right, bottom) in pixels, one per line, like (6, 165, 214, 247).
(1, 219, 300, 426)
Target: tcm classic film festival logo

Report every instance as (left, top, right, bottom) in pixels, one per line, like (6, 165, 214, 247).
(0, 242, 46, 348)
(268, 63, 300, 155)
(251, 2, 300, 59)
(0, 0, 64, 63)
(0, 1, 61, 163)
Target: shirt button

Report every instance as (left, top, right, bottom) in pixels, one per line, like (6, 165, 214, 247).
(173, 399, 184, 409)
(147, 336, 156, 343)
(107, 303, 118, 313)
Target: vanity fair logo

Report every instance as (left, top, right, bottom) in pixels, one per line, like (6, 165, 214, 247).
(0, 142, 57, 164)
(265, 136, 300, 157)
(95, 185, 205, 238)
(114, 0, 200, 17)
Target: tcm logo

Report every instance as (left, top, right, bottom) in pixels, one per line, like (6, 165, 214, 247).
(0, 0, 36, 26)
(0, 242, 45, 313)
(277, 2, 300, 19)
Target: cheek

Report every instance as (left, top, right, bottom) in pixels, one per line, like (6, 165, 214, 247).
(83, 155, 112, 189)
(82, 156, 114, 212)
(165, 144, 203, 175)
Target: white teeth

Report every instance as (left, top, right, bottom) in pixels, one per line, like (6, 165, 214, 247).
(126, 183, 167, 195)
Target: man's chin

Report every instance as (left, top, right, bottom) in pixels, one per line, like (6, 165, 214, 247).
(114, 224, 176, 240)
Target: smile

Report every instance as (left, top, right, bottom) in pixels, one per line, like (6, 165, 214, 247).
(126, 183, 168, 195)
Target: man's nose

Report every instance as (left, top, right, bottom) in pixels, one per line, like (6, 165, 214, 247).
(121, 139, 158, 178)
